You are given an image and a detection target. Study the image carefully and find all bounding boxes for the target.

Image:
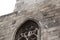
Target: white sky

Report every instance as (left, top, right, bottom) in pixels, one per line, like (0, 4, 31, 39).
(0, 0, 16, 16)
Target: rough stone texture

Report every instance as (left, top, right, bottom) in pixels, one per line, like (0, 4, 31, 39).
(0, 0, 60, 40)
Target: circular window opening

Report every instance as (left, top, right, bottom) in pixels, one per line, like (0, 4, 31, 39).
(15, 20, 40, 40)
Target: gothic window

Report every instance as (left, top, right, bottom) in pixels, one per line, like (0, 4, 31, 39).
(15, 20, 40, 40)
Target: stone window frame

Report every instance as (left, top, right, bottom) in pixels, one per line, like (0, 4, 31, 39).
(14, 18, 41, 40)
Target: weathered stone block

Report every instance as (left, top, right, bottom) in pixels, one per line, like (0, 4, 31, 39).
(0, 0, 60, 40)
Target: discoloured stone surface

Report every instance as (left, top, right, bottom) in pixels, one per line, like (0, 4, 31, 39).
(0, 0, 60, 40)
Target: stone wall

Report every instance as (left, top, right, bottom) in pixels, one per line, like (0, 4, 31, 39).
(0, 0, 60, 40)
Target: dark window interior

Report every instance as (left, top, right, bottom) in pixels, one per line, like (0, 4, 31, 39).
(15, 20, 39, 40)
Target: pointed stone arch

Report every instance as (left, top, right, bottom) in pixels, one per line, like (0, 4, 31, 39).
(14, 19, 41, 40)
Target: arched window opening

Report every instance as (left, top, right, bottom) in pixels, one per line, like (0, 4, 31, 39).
(15, 19, 40, 40)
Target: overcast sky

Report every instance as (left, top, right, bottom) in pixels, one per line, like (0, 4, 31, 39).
(0, 0, 16, 16)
